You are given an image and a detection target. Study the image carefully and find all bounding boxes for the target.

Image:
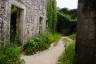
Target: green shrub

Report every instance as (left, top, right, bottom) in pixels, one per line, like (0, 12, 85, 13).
(47, 33, 55, 43)
(68, 34, 76, 40)
(23, 40, 37, 55)
(58, 43, 76, 64)
(0, 44, 24, 64)
(23, 34, 52, 55)
(63, 38, 72, 47)
(53, 33, 61, 46)
(23, 33, 61, 55)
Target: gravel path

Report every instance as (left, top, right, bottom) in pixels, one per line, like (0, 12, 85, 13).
(21, 38, 65, 64)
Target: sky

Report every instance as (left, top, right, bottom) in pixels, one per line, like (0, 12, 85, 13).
(56, 0, 78, 9)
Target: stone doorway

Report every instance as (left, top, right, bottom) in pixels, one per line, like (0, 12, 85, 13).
(10, 5, 22, 44)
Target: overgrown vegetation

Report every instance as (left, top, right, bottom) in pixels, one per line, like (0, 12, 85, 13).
(57, 9, 77, 35)
(57, 12, 77, 22)
(68, 34, 76, 40)
(53, 33, 61, 46)
(0, 44, 24, 64)
(59, 8, 77, 20)
(58, 33, 76, 64)
(11, 5, 17, 14)
(63, 38, 72, 47)
(58, 43, 76, 64)
(47, 0, 57, 32)
(23, 33, 61, 55)
(0, 32, 61, 63)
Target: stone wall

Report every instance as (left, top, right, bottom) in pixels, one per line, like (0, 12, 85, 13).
(0, 0, 47, 45)
(77, 0, 96, 64)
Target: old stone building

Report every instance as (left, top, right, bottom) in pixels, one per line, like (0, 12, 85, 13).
(0, 0, 47, 45)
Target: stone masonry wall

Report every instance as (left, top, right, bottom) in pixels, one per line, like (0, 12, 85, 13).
(77, 0, 96, 64)
(0, 0, 47, 45)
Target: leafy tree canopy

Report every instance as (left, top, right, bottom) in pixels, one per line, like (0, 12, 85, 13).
(59, 8, 77, 20)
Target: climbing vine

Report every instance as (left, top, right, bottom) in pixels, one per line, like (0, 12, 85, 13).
(47, 0, 57, 33)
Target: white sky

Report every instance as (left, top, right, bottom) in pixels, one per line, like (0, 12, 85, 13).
(56, 0, 78, 9)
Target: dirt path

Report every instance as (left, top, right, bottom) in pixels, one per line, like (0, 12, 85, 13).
(21, 37, 65, 64)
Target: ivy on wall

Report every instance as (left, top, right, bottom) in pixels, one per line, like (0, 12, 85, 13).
(47, 0, 57, 33)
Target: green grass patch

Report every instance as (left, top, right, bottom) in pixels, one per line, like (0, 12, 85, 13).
(63, 38, 71, 47)
(68, 34, 76, 40)
(53, 33, 61, 46)
(58, 43, 76, 64)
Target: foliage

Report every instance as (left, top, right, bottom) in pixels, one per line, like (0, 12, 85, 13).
(56, 12, 76, 35)
(11, 5, 17, 14)
(69, 9, 77, 19)
(53, 33, 61, 46)
(0, 44, 24, 64)
(59, 8, 77, 20)
(47, 32, 61, 43)
(68, 34, 76, 40)
(23, 33, 61, 55)
(47, 0, 57, 33)
(58, 43, 76, 64)
(63, 38, 72, 47)
(23, 34, 50, 55)
(59, 8, 69, 15)
(57, 12, 77, 22)
(56, 8, 77, 36)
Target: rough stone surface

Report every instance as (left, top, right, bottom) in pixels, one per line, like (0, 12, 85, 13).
(0, 0, 47, 44)
(77, 0, 96, 64)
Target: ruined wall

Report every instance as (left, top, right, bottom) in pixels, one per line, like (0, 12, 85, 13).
(0, 0, 8, 44)
(0, 0, 47, 44)
(76, 0, 96, 64)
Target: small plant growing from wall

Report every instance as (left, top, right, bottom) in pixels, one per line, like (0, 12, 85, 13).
(11, 5, 17, 14)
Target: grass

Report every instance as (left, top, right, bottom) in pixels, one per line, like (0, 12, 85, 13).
(0, 44, 24, 64)
(63, 38, 71, 47)
(0, 32, 61, 63)
(68, 34, 76, 40)
(58, 43, 76, 64)
(53, 33, 61, 46)
(58, 34, 76, 64)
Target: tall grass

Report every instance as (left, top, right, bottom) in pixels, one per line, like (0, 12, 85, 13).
(58, 43, 76, 64)
(0, 44, 24, 64)
(68, 34, 76, 40)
